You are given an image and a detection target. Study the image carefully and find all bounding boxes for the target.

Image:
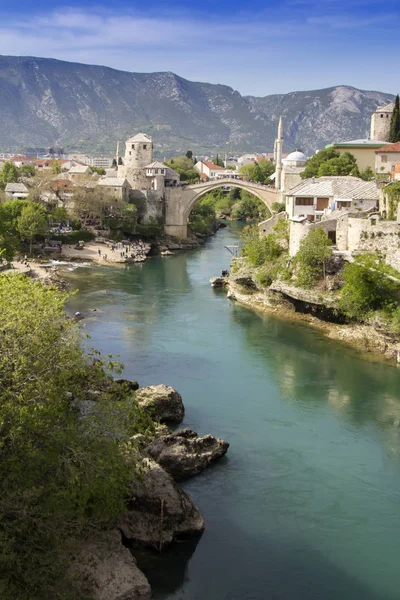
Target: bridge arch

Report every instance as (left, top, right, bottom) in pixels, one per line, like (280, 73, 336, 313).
(165, 178, 281, 238)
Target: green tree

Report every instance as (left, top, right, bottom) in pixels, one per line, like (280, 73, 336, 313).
(19, 164, 36, 178)
(91, 166, 106, 175)
(211, 156, 224, 167)
(385, 181, 400, 219)
(0, 162, 19, 187)
(389, 95, 400, 143)
(272, 201, 286, 213)
(339, 259, 400, 320)
(51, 160, 62, 174)
(0, 274, 153, 598)
(0, 200, 32, 262)
(316, 152, 359, 177)
(185, 150, 193, 160)
(359, 166, 375, 181)
(18, 204, 48, 254)
(295, 228, 333, 288)
(112, 158, 117, 168)
(239, 160, 275, 183)
(241, 225, 283, 267)
(301, 148, 341, 179)
(118, 156, 123, 165)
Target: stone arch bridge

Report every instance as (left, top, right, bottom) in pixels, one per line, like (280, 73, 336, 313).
(164, 179, 280, 238)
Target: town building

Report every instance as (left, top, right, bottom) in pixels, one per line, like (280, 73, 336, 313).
(325, 139, 387, 171)
(375, 142, 400, 175)
(5, 182, 29, 199)
(194, 160, 224, 179)
(68, 164, 93, 180)
(285, 176, 379, 222)
(370, 103, 395, 142)
(98, 177, 131, 202)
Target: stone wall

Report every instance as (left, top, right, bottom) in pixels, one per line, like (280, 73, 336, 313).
(259, 212, 285, 238)
(345, 216, 400, 269)
(130, 190, 165, 224)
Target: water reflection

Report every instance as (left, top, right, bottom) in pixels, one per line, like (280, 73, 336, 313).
(230, 305, 400, 445)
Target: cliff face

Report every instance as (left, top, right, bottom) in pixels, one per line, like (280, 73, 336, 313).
(0, 55, 394, 155)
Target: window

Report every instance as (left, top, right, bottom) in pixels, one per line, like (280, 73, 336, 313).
(295, 197, 313, 206)
(129, 151, 131, 156)
(381, 114, 384, 118)
(156, 169, 158, 174)
(143, 144, 147, 150)
(381, 155, 388, 163)
(132, 144, 135, 149)
(161, 169, 165, 174)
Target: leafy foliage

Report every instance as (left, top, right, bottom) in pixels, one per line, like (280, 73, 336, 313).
(339, 257, 400, 320)
(389, 95, 400, 143)
(295, 228, 332, 288)
(0, 275, 153, 599)
(385, 181, 400, 220)
(239, 159, 275, 183)
(18, 203, 48, 254)
(301, 148, 360, 179)
(241, 225, 284, 267)
(164, 156, 199, 183)
(0, 162, 19, 187)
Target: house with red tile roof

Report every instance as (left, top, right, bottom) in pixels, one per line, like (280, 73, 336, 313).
(375, 142, 400, 175)
(194, 160, 224, 179)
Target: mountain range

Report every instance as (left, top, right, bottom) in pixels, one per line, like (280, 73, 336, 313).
(0, 55, 394, 157)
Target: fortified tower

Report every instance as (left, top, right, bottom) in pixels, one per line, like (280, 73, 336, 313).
(118, 133, 154, 189)
(370, 103, 395, 142)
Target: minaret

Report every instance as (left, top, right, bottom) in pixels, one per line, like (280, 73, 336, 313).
(275, 117, 283, 191)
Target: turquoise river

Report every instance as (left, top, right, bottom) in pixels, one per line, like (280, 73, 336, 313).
(66, 223, 400, 600)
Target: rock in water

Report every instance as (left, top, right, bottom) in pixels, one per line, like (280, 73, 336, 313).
(144, 429, 229, 479)
(119, 459, 204, 550)
(135, 385, 184, 423)
(70, 530, 151, 600)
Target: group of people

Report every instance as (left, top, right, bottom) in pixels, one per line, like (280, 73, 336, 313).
(96, 240, 150, 262)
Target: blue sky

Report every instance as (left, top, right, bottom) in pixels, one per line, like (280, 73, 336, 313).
(0, 0, 399, 96)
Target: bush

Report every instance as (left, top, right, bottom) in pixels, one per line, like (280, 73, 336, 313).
(241, 226, 283, 267)
(295, 228, 332, 288)
(51, 230, 95, 244)
(272, 202, 285, 213)
(339, 262, 400, 320)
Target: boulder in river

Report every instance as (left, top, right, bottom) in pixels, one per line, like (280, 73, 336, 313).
(119, 459, 205, 550)
(210, 276, 227, 287)
(144, 428, 229, 479)
(135, 384, 184, 423)
(70, 529, 151, 600)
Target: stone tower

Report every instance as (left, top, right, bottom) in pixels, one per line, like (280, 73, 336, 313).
(275, 117, 283, 191)
(370, 103, 395, 142)
(118, 133, 153, 189)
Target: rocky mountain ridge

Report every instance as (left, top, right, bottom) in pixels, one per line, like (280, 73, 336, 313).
(0, 55, 394, 156)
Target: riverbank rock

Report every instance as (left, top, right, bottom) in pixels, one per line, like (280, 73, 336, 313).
(135, 385, 184, 423)
(70, 530, 151, 600)
(210, 276, 228, 288)
(144, 429, 229, 479)
(120, 459, 205, 550)
(114, 378, 140, 391)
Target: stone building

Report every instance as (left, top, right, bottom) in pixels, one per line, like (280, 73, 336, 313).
(98, 177, 131, 202)
(118, 133, 154, 189)
(370, 103, 395, 142)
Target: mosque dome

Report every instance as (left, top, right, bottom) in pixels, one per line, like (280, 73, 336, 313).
(283, 151, 307, 164)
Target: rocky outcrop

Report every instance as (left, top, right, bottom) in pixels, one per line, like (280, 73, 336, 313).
(144, 429, 229, 480)
(210, 276, 228, 288)
(135, 385, 184, 424)
(70, 530, 151, 600)
(269, 280, 346, 323)
(114, 378, 140, 391)
(120, 459, 205, 550)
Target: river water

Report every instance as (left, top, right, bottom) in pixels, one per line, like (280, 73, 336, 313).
(66, 224, 400, 600)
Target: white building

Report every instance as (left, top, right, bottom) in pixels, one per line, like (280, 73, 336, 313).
(5, 182, 29, 199)
(286, 176, 380, 221)
(194, 160, 224, 179)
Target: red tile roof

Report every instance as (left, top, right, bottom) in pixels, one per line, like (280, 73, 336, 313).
(376, 142, 400, 153)
(203, 161, 223, 170)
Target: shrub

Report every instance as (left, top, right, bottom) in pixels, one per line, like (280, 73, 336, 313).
(295, 228, 332, 288)
(241, 226, 283, 267)
(51, 230, 95, 244)
(339, 262, 400, 320)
